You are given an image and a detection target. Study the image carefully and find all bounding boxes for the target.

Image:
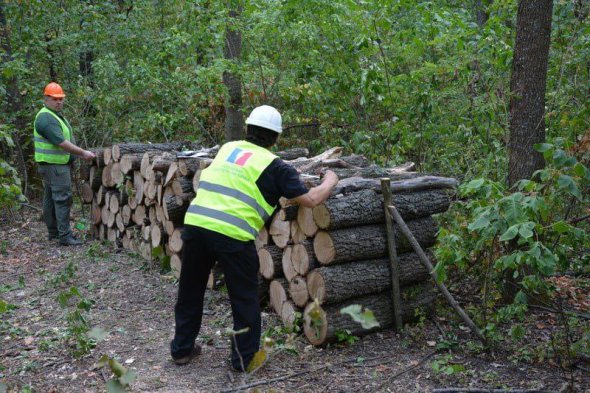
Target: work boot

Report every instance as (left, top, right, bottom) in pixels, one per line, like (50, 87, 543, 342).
(59, 236, 84, 246)
(172, 345, 202, 366)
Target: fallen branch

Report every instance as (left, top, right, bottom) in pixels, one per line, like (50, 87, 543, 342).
(388, 205, 486, 344)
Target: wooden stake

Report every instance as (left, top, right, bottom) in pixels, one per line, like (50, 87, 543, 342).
(381, 178, 403, 332)
(387, 204, 486, 343)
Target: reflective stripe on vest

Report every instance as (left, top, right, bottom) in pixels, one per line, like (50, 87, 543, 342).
(184, 141, 277, 241)
(33, 107, 71, 163)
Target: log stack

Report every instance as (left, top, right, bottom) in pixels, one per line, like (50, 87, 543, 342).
(81, 142, 456, 346)
(258, 156, 457, 346)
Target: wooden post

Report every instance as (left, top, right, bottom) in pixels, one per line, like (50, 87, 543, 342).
(388, 205, 486, 343)
(381, 178, 403, 331)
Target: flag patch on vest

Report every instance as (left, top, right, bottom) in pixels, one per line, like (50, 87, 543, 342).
(226, 148, 253, 166)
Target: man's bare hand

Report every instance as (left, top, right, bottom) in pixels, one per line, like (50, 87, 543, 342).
(81, 150, 96, 161)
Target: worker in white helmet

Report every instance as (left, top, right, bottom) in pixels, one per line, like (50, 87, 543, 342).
(170, 105, 338, 371)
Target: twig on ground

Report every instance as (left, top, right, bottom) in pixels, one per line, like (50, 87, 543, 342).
(529, 304, 590, 320)
(374, 350, 437, 392)
(221, 353, 389, 392)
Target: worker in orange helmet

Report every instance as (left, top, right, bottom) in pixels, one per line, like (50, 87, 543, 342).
(33, 82, 96, 246)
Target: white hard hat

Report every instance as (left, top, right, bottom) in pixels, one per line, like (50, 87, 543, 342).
(245, 105, 282, 134)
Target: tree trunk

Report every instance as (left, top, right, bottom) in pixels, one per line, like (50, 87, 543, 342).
(307, 251, 432, 305)
(313, 217, 438, 265)
(258, 245, 283, 280)
(508, 0, 553, 186)
(312, 188, 452, 230)
(223, 7, 244, 141)
(303, 284, 436, 346)
(332, 175, 458, 195)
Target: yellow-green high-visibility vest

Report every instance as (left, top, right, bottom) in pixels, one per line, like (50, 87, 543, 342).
(33, 107, 71, 164)
(184, 140, 277, 241)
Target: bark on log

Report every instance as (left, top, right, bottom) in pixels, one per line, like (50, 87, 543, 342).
(254, 226, 269, 251)
(313, 217, 437, 265)
(163, 194, 192, 226)
(112, 141, 192, 161)
(275, 147, 309, 160)
(333, 176, 458, 195)
(91, 199, 101, 225)
(279, 205, 299, 221)
(258, 245, 283, 280)
(80, 182, 94, 204)
(121, 205, 132, 226)
(177, 156, 213, 177)
(313, 188, 452, 230)
(89, 166, 103, 191)
(307, 251, 432, 305)
(171, 177, 194, 196)
(303, 284, 436, 346)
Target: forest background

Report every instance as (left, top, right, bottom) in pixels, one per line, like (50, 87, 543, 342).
(1, 0, 590, 380)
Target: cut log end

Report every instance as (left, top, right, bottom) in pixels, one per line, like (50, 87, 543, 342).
(303, 302, 328, 346)
(306, 270, 326, 304)
(313, 231, 335, 265)
(312, 204, 330, 229)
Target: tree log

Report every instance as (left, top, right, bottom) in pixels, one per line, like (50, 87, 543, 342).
(269, 213, 290, 248)
(112, 141, 193, 161)
(290, 220, 306, 244)
(307, 251, 432, 305)
(163, 194, 192, 226)
(89, 166, 103, 191)
(119, 153, 144, 174)
(258, 245, 283, 280)
(281, 300, 299, 329)
(177, 156, 212, 177)
(80, 182, 94, 204)
(275, 147, 309, 160)
(303, 284, 436, 346)
(169, 228, 183, 253)
(313, 188, 452, 230)
(269, 279, 288, 315)
(289, 276, 309, 307)
(281, 246, 298, 282)
(332, 175, 458, 195)
(297, 206, 318, 237)
(313, 217, 437, 265)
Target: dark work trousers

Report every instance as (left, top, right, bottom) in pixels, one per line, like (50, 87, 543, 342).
(170, 225, 260, 370)
(38, 164, 73, 240)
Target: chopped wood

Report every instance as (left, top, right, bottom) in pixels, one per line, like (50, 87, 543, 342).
(313, 217, 437, 265)
(269, 213, 290, 248)
(297, 206, 318, 237)
(307, 251, 432, 305)
(312, 188, 452, 230)
(333, 175, 458, 195)
(289, 276, 309, 307)
(80, 182, 94, 204)
(281, 300, 298, 329)
(169, 228, 183, 253)
(258, 245, 283, 280)
(269, 279, 288, 315)
(303, 284, 436, 346)
(290, 220, 306, 244)
(281, 246, 298, 282)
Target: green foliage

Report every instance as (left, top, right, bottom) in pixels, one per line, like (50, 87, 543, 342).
(436, 141, 590, 340)
(0, 125, 24, 209)
(97, 355, 137, 392)
(334, 329, 359, 345)
(431, 354, 466, 375)
(340, 304, 380, 330)
(57, 286, 97, 357)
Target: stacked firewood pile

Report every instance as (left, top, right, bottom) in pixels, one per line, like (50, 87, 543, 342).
(80, 143, 457, 346)
(258, 152, 457, 346)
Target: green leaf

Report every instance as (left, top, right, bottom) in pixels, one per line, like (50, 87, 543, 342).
(468, 215, 490, 231)
(518, 222, 535, 239)
(109, 358, 127, 378)
(88, 327, 108, 341)
(120, 370, 137, 386)
(106, 379, 126, 393)
(552, 221, 570, 234)
(514, 291, 528, 304)
(499, 225, 518, 242)
(573, 163, 587, 178)
(534, 143, 553, 153)
(340, 304, 380, 329)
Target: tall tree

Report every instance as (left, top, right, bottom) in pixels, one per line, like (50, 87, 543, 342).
(223, 6, 244, 141)
(0, 2, 29, 194)
(507, 0, 554, 186)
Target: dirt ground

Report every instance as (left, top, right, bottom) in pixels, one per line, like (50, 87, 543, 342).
(1, 207, 589, 393)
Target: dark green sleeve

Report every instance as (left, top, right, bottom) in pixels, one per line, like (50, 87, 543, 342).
(35, 113, 65, 145)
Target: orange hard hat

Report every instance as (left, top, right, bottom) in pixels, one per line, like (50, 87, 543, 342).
(43, 82, 66, 98)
